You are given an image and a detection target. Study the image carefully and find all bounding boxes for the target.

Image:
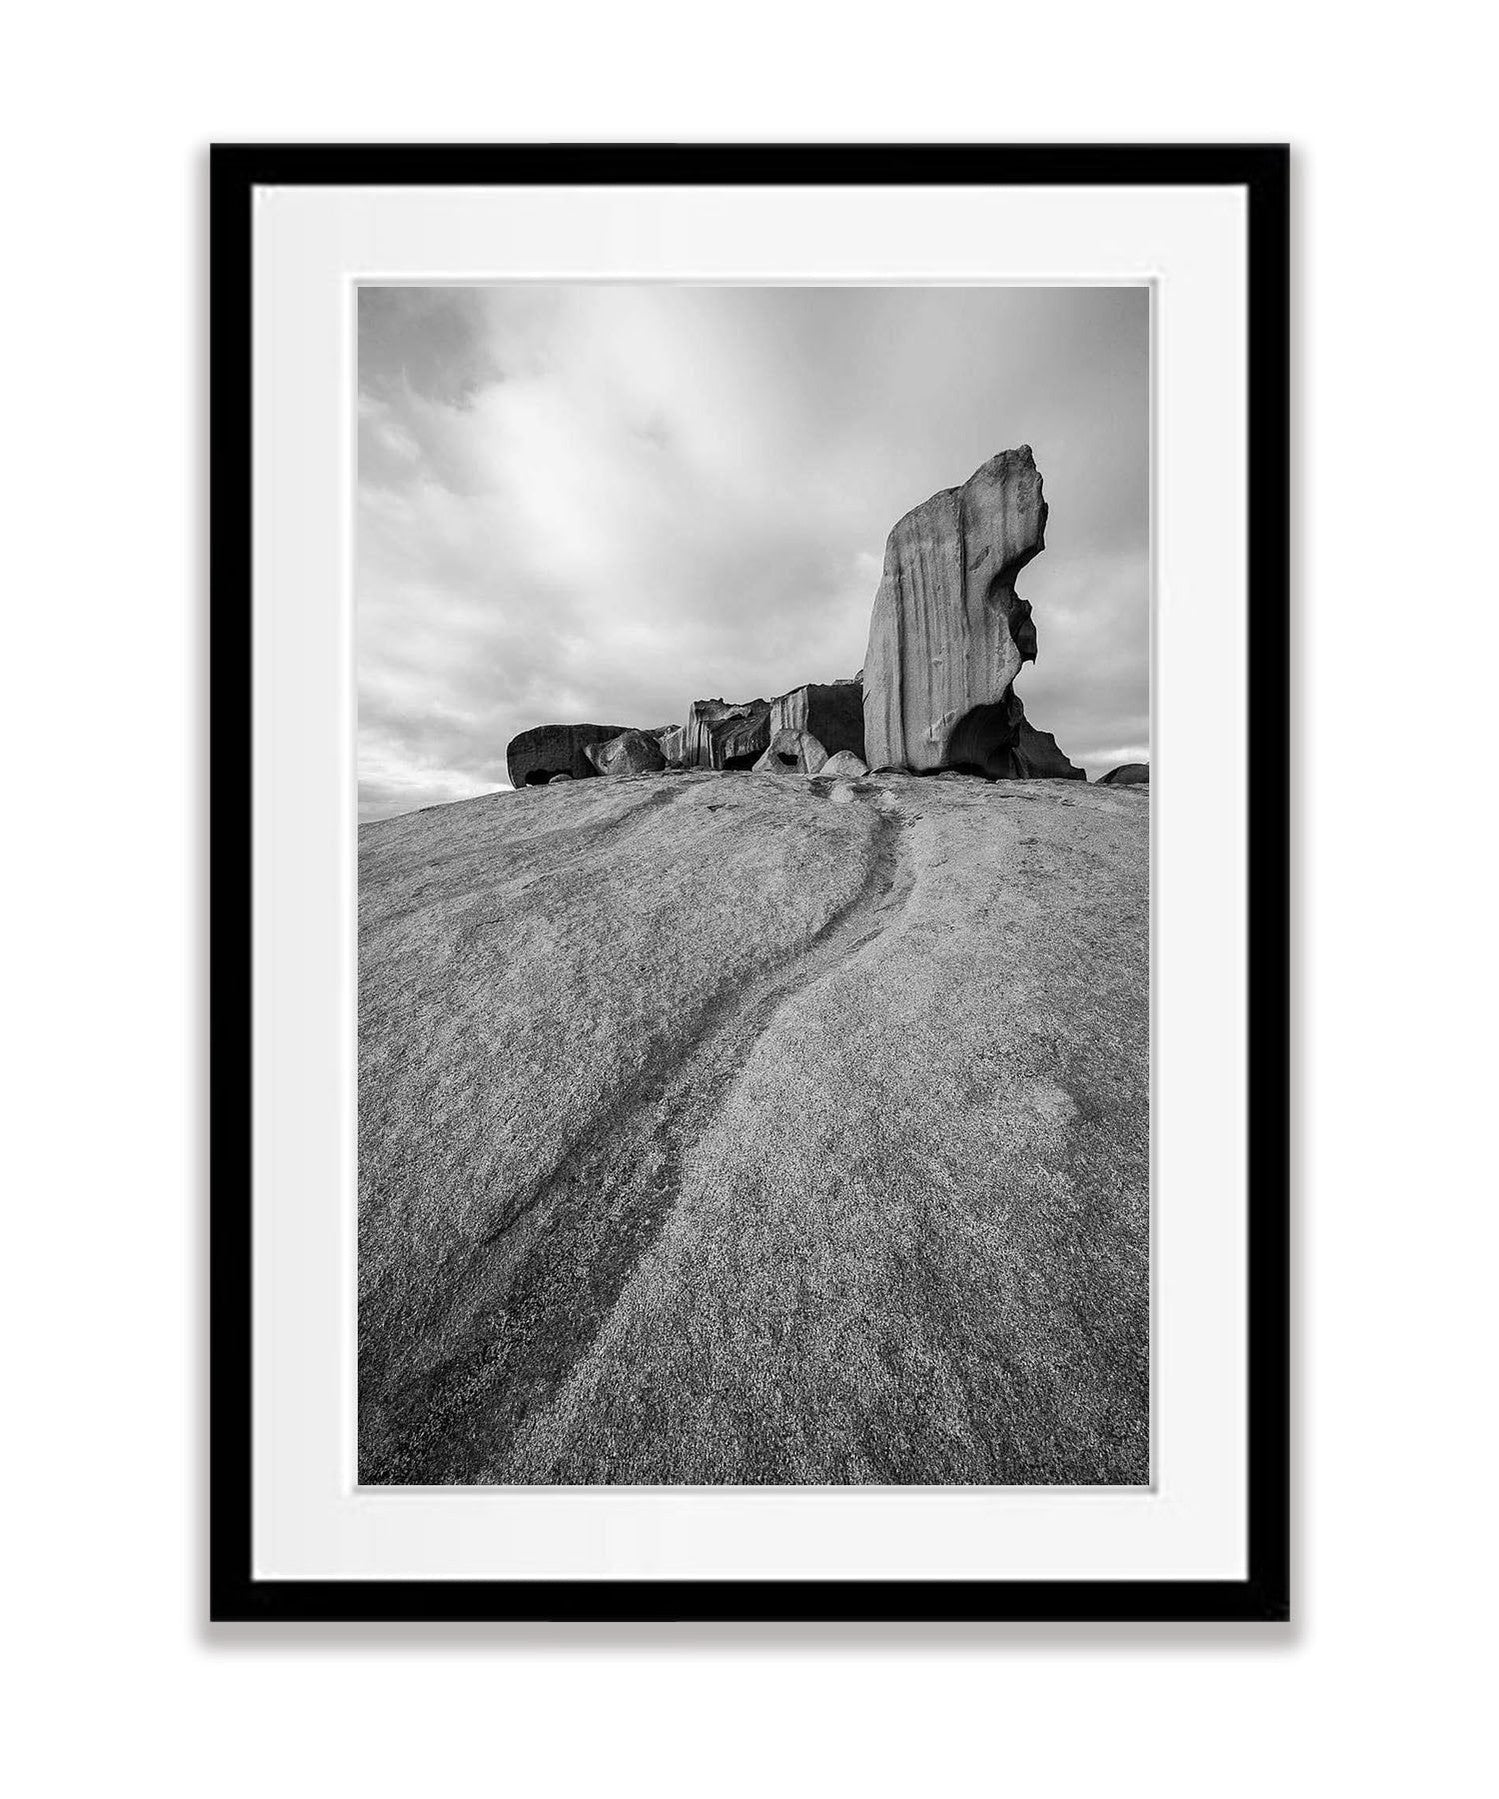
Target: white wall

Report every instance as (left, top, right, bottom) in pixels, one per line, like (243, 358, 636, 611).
(4, 3, 1494, 1794)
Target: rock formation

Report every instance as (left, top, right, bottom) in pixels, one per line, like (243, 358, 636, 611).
(680, 697, 772, 770)
(585, 729, 668, 778)
(970, 695, 1086, 781)
(506, 723, 632, 788)
(752, 728, 828, 777)
(503, 451, 1091, 794)
(769, 678, 866, 761)
(1098, 762, 1149, 786)
(861, 446, 1081, 779)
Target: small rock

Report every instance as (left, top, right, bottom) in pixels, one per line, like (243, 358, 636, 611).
(753, 727, 828, 777)
(548, 773, 573, 784)
(829, 781, 857, 805)
(818, 750, 869, 780)
(1098, 762, 1149, 786)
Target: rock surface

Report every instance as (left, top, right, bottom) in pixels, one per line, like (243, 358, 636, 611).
(770, 678, 866, 761)
(681, 697, 772, 770)
(506, 722, 632, 788)
(817, 750, 870, 781)
(862, 447, 1081, 779)
(753, 727, 828, 777)
(585, 728, 668, 778)
(1099, 762, 1149, 786)
(359, 772, 1148, 1487)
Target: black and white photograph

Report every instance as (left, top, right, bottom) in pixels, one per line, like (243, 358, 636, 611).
(356, 282, 1152, 1487)
(19, 0, 1499, 1777)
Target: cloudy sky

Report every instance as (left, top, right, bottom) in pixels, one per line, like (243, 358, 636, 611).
(358, 284, 1149, 820)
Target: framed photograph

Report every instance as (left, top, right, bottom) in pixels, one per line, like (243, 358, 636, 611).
(211, 143, 1288, 1623)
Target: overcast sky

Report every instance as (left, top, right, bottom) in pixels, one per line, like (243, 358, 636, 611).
(358, 284, 1149, 820)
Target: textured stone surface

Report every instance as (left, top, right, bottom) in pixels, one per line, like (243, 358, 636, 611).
(659, 725, 690, 768)
(863, 447, 1082, 778)
(681, 697, 772, 770)
(506, 723, 631, 788)
(359, 773, 1148, 1485)
(1099, 762, 1150, 786)
(770, 678, 866, 761)
(753, 727, 828, 777)
(585, 729, 668, 778)
(548, 773, 573, 784)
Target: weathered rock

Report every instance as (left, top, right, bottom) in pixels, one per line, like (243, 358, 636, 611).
(585, 729, 667, 778)
(1098, 762, 1149, 786)
(681, 697, 772, 770)
(1006, 701, 1087, 781)
(817, 750, 869, 781)
(506, 723, 631, 788)
(769, 678, 866, 761)
(862, 447, 1081, 780)
(658, 725, 690, 768)
(923, 695, 1083, 780)
(548, 773, 573, 784)
(753, 728, 828, 777)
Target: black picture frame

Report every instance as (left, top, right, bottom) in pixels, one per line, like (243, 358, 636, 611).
(210, 142, 1289, 1625)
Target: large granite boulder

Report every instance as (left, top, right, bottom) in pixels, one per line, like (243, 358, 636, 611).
(585, 729, 668, 778)
(862, 447, 1081, 779)
(753, 728, 828, 777)
(681, 697, 772, 770)
(1099, 762, 1149, 786)
(506, 723, 631, 788)
(769, 678, 865, 761)
(659, 725, 690, 768)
